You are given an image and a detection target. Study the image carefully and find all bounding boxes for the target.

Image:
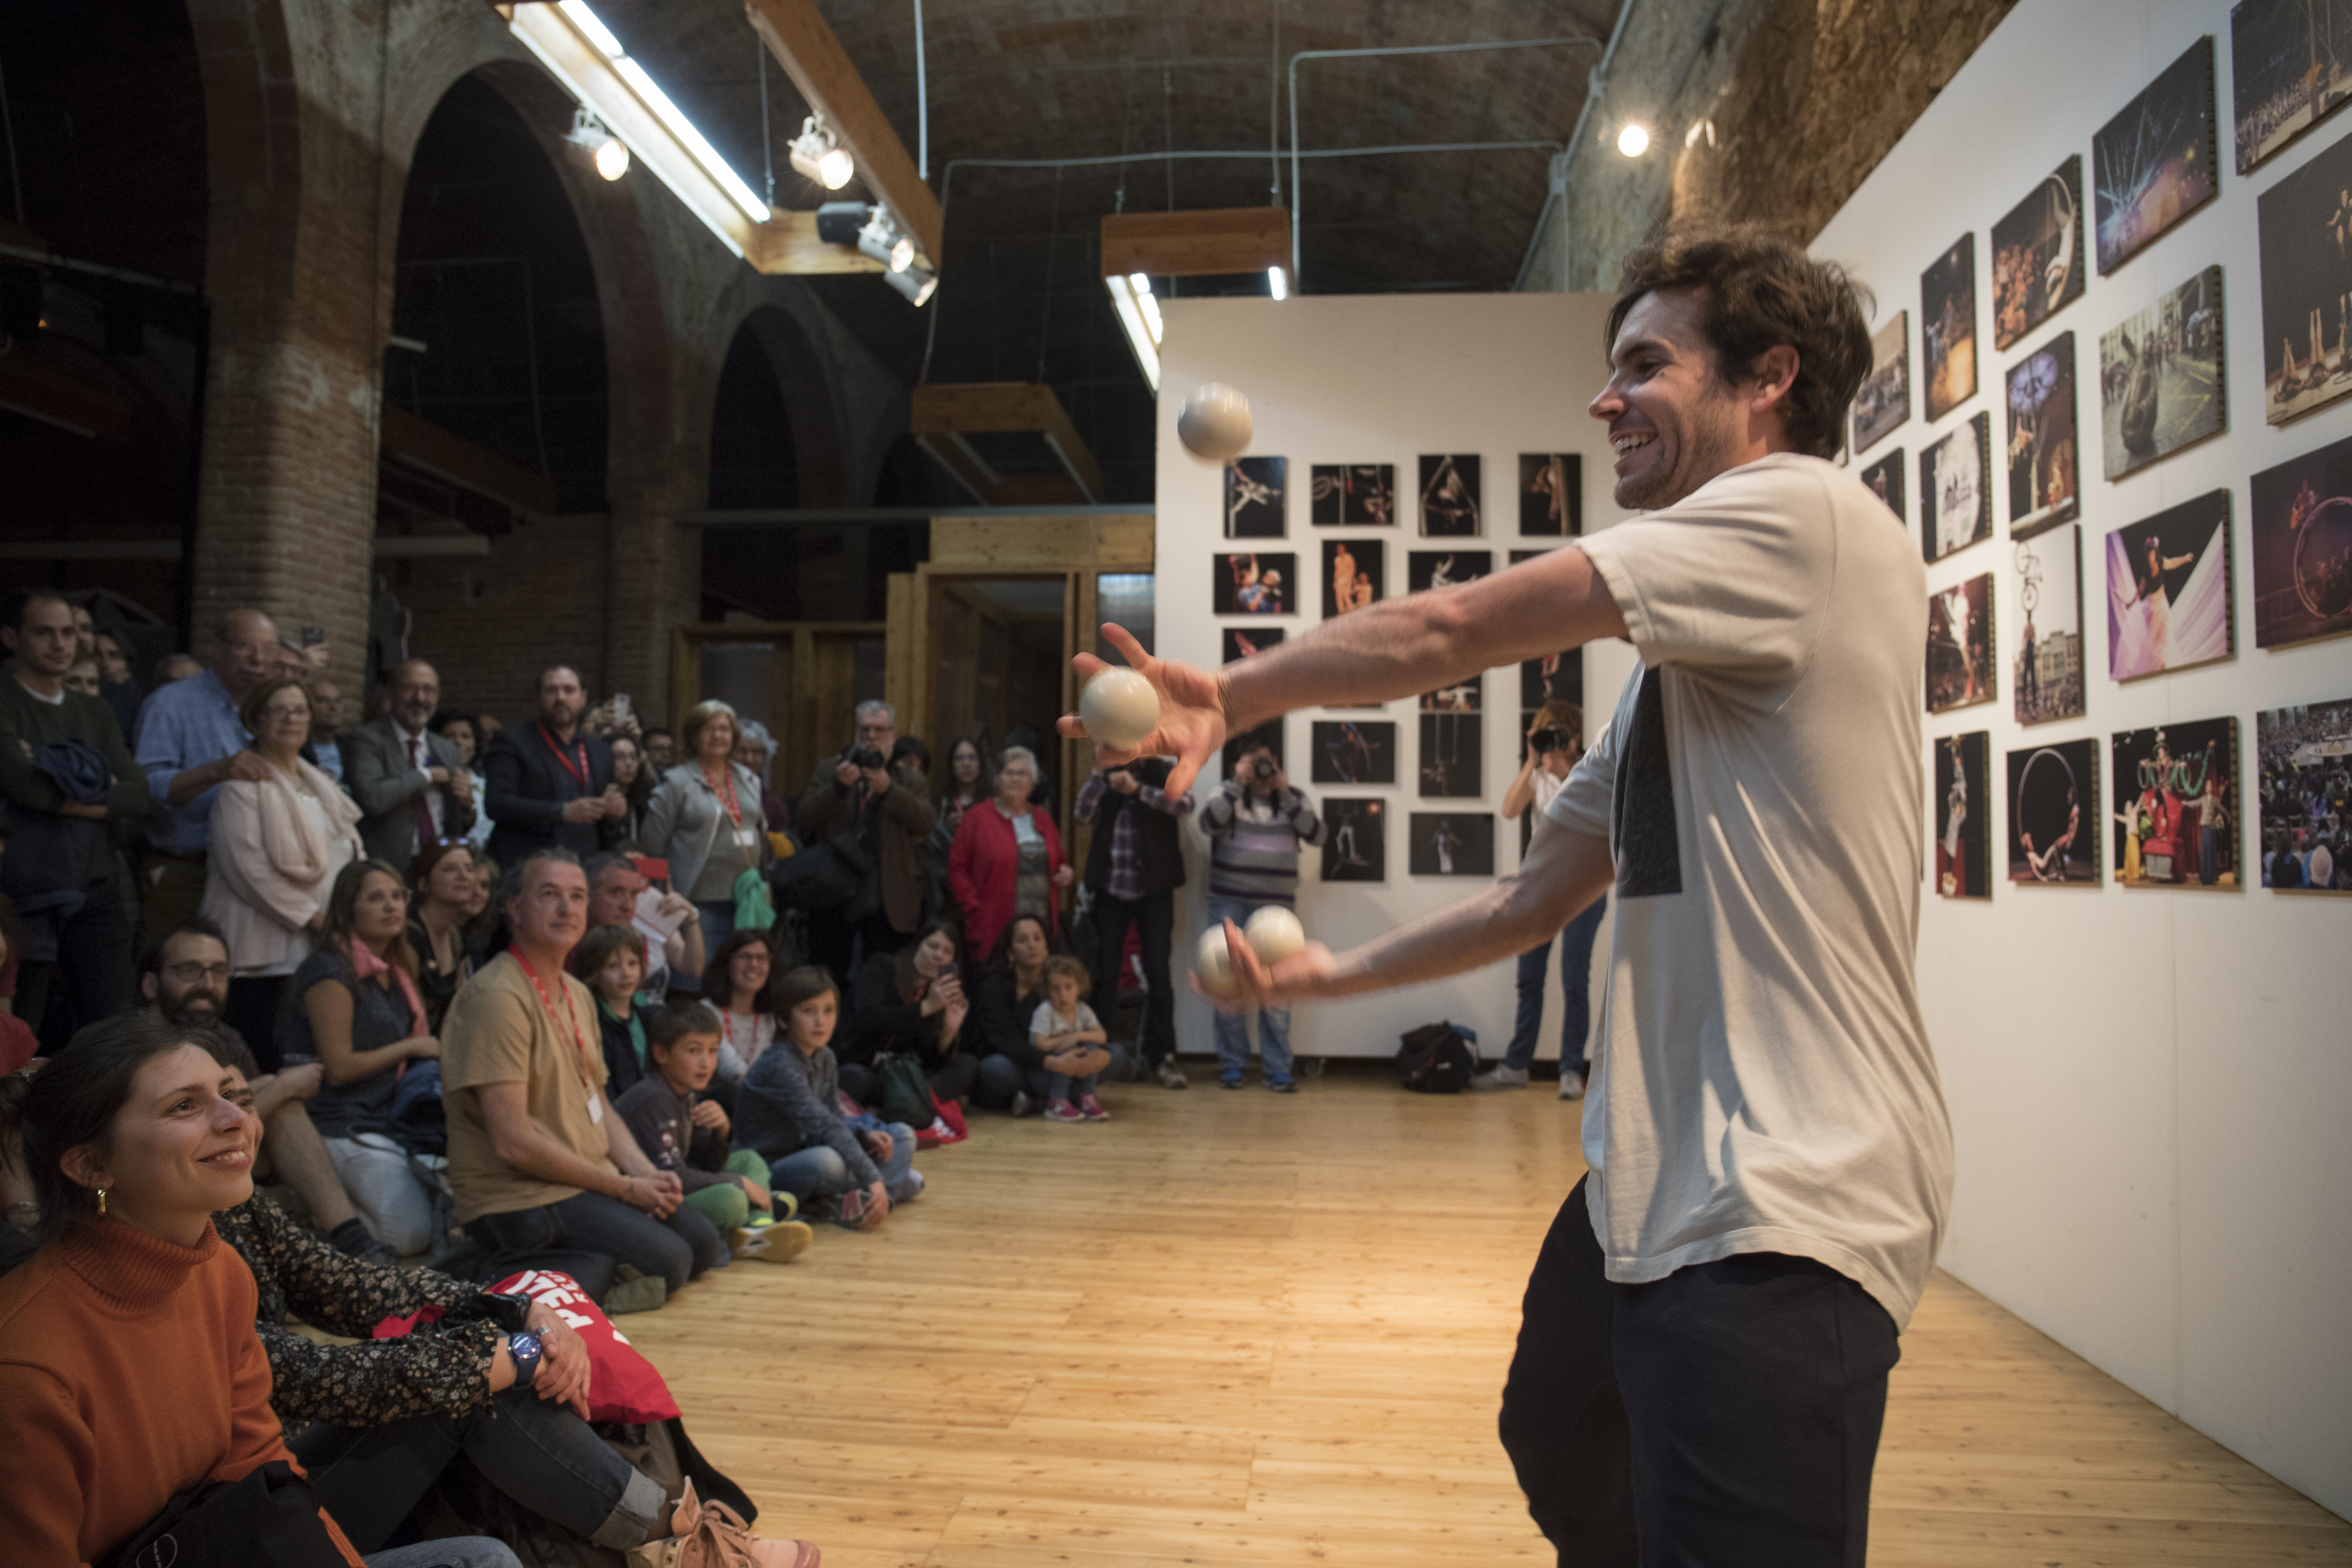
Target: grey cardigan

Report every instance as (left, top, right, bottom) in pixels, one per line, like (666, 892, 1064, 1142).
(641, 761, 769, 899)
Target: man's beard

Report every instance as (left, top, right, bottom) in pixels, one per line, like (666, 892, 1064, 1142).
(158, 991, 224, 1026)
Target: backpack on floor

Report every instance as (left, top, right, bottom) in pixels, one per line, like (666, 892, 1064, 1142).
(1394, 1022, 1478, 1094)
(870, 1051, 936, 1128)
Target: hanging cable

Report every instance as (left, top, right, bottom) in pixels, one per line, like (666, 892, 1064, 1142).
(913, 0, 929, 181)
(1269, 0, 1282, 204)
(759, 42, 774, 206)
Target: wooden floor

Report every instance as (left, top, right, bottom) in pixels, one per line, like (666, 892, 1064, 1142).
(624, 1071, 2351, 1566)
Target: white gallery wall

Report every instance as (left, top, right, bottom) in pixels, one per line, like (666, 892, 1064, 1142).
(1812, 0, 2350, 1518)
(1153, 293, 1637, 1069)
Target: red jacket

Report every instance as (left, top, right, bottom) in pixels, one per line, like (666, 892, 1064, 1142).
(948, 801, 1063, 960)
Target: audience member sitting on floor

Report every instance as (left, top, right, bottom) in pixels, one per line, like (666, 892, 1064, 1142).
(735, 965, 924, 1229)
(615, 1004, 811, 1264)
(843, 920, 977, 1108)
(440, 848, 720, 1311)
(281, 859, 445, 1259)
(461, 851, 502, 958)
(582, 851, 705, 1003)
(970, 913, 1063, 1116)
(0, 1011, 518, 1568)
(407, 839, 481, 1031)
(138, 920, 393, 1265)
(1032, 956, 1113, 1124)
(705, 928, 782, 1091)
(571, 921, 652, 1102)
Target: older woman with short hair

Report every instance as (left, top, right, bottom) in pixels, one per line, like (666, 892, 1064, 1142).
(641, 699, 771, 962)
(947, 745, 1075, 963)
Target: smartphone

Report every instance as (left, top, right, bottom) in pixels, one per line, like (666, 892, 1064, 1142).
(611, 692, 631, 726)
(300, 625, 326, 648)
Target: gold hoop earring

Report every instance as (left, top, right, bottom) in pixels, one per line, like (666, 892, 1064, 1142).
(96, 1188, 108, 1216)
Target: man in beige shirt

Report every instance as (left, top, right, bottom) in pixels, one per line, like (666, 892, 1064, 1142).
(441, 847, 720, 1305)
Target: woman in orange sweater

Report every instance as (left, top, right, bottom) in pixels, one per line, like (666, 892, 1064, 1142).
(0, 1011, 517, 1568)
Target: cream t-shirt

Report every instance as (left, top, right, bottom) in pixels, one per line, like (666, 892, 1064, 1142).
(1546, 453, 1953, 1328)
(441, 953, 618, 1223)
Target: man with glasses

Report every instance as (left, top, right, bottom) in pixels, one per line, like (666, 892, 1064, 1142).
(346, 659, 477, 866)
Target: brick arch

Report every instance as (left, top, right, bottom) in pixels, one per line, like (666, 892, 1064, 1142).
(710, 303, 850, 508)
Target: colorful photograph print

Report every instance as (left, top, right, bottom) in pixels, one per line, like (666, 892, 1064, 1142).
(1320, 798, 1387, 882)
(1409, 813, 1494, 877)
(1992, 156, 2087, 350)
(2248, 432, 2352, 649)
(1224, 456, 1286, 538)
(2012, 526, 2086, 725)
(1406, 550, 1491, 594)
(1920, 413, 1991, 562)
(2098, 266, 2226, 479)
(1853, 312, 1911, 452)
(1222, 626, 1283, 663)
(2256, 697, 2352, 890)
(1214, 552, 1294, 616)
(1926, 572, 1996, 715)
(2006, 738, 2101, 885)
(1310, 463, 1396, 527)
(2106, 490, 2235, 680)
(1221, 719, 1284, 784)
(1417, 713, 1482, 798)
(1521, 648, 1582, 710)
(2005, 334, 2079, 536)
(1933, 732, 1992, 900)
(1860, 449, 1906, 524)
(1419, 454, 1482, 536)
(2231, 0, 2352, 173)
(2257, 128, 2352, 425)
(2111, 715, 2240, 889)
(1518, 454, 1582, 535)
(1420, 675, 1481, 713)
(1922, 237, 1979, 422)
(1321, 539, 1384, 619)
(1310, 720, 1395, 786)
(2093, 36, 2220, 274)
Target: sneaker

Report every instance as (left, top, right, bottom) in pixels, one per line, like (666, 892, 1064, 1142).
(1044, 1099, 1086, 1123)
(737, 1220, 814, 1264)
(1010, 1090, 1035, 1118)
(768, 1191, 799, 1223)
(627, 1477, 821, 1568)
(1155, 1058, 1190, 1090)
(830, 1188, 868, 1229)
(1471, 1065, 1530, 1091)
(1220, 1074, 1244, 1090)
(901, 1170, 925, 1200)
(1557, 1068, 1587, 1100)
(1078, 1093, 1110, 1121)
(1266, 1077, 1297, 1093)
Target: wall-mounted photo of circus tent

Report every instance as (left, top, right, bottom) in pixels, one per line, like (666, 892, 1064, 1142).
(2105, 490, 2234, 680)
(2111, 717, 2240, 890)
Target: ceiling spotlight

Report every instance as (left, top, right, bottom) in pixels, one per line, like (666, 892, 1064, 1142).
(1268, 265, 1288, 301)
(789, 116, 855, 190)
(1617, 123, 1651, 157)
(567, 106, 628, 181)
(885, 261, 938, 306)
(593, 138, 630, 181)
(858, 208, 916, 273)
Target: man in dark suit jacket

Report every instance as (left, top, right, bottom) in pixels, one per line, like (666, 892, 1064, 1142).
(345, 658, 477, 867)
(485, 664, 625, 866)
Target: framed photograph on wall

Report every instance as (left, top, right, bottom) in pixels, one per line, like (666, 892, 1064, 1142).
(2092, 36, 2220, 274)
(2011, 525, 2085, 725)
(1860, 449, 1906, 524)
(2256, 697, 2352, 890)
(1920, 412, 1991, 562)
(2006, 738, 2101, 885)
(1321, 539, 1384, 619)
(1933, 731, 1992, 900)
(1991, 155, 2086, 349)
(1420, 675, 1481, 713)
(1922, 236, 1979, 421)
(1224, 456, 1286, 538)
(1213, 552, 1294, 616)
(1418, 713, 1482, 797)
(2233, 0, 2352, 171)
(1311, 463, 1396, 527)
(1926, 572, 1996, 715)
(1320, 798, 1387, 882)
(2257, 129, 2352, 425)
(1221, 719, 1284, 784)
(1222, 626, 1283, 663)
(2106, 489, 2234, 681)
(2005, 334, 2079, 536)
(1310, 720, 1395, 785)
(1419, 454, 1482, 536)
(1521, 649, 1582, 710)
(2098, 266, 2226, 480)
(2111, 715, 2239, 889)
(1406, 550, 1491, 594)
(1409, 813, 1494, 876)
(2248, 433, 2352, 649)
(1518, 454, 1582, 535)
(1852, 311, 1911, 452)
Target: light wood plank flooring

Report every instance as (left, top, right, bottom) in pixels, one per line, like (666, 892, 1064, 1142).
(622, 1071, 2349, 1566)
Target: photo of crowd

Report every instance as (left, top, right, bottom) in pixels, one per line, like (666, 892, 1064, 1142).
(2256, 698, 2352, 891)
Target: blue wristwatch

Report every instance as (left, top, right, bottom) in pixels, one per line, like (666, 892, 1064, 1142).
(507, 1332, 543, 1391)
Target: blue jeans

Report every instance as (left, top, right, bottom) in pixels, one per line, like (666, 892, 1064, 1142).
(1503, 895, 1606, 1074)
(766, 1121, 921, 1205)
(974, 1052, 1047, 1109)
(365, 1543, 521, 1568)
(1046, 1071, 1100, 1102)
(1207, 895, 1294, 1084)
(689, 899, 735, 979)
(466, 1188, 720, 1296)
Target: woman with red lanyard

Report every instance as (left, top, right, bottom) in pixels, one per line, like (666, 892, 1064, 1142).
(701, 927, 780, 1105)
(640, 700, 772, 973)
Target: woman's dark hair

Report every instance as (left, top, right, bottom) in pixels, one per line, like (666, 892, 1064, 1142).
(464, 854, 503, 954)
(774, 964, 839, 1019)
(889, 736, 930, 774)
(567, 922, 649, 988)
(706, 928, 780, 1014)
(892, 919, 963, 998)
(609, 733, 656, 814)
(936, 734, 994, 809)
(322, 858, 418, 980)
(1606, 224, 1873, 461)
(985, 911, 1061, 978)
(21, 1013, 221, 1243)
(409, 839, 476, 899)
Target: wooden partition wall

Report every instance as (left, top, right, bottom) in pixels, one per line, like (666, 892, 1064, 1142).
(667, 621, 887, 792)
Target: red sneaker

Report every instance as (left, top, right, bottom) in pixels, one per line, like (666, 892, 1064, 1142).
(1078, 1094, 1111, 1121)
(1043, 1099, 1085, 1123)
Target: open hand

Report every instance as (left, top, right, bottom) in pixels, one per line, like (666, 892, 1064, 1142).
(1060, 623, 1230, 797)
(1197, 916, 1340, 1012)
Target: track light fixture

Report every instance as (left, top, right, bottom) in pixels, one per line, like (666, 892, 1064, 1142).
(858, 208, 916, 273)
(789, 116, 855, 190)
(885, 261, 939, 306)
(567, 106, 629, 181)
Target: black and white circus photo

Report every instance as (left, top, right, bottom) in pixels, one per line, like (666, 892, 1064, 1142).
(1223, 456, 1286, 538)
(1852, 310, 1911, 451)
(1319, 797, 1387, 882)
(1310, 463, 1395, 527)
(1408, 812, 1494, 877)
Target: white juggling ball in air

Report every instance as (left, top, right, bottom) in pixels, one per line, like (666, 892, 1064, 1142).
(1177, 383, 1253, 463)
(1078, 667, 1160, 751)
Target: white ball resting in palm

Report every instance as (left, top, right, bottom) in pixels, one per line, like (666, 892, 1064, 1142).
(1079, 668, 1160, 751)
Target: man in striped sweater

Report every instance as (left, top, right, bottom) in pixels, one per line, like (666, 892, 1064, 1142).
(1198, 744, 1323, 1091)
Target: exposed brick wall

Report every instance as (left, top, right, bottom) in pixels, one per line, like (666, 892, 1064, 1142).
(392, 514, 613, 723)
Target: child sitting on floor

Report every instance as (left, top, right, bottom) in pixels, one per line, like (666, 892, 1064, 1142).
(733, 965, 925, 1231)
(1032, 955, 1111, 1123)
(615, 1003, 813, 1263)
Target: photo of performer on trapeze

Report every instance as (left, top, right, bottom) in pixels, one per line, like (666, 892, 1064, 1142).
(1311, 720, 1394, 785)
(1934, 732, 1991, 900)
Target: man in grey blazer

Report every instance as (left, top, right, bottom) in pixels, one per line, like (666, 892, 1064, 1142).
(346, 658, 477, 867)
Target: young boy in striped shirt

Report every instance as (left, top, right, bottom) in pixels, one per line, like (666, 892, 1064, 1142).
(1198, 744, 1324, 1090)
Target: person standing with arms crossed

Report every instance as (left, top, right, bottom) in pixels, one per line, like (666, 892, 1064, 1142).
(1066, 227, 1952, 1565)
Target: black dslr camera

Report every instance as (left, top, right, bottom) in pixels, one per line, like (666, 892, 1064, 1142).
(845, 746, 889, 771)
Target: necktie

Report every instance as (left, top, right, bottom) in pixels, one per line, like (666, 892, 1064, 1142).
(411, 737, 439, 848)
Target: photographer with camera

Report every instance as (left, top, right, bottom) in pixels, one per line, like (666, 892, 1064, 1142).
(796, 701, 937, 983)
(1197, 744, 1321, 1092)
(1073, 752, 1194, 1090)
(1476, 701, 1602, 1098)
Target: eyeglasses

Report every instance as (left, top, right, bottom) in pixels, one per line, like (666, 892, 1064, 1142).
(163, 962, 233, 985)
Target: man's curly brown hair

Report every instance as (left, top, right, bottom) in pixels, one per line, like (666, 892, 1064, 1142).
(1607, 225, 1875, 461)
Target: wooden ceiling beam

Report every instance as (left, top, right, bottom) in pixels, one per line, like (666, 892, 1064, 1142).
(910, 382, 1105, 505)
(1101, 207, 1290, 279)
(379, 404, 560, 518)
(749, 210, 885, 275)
